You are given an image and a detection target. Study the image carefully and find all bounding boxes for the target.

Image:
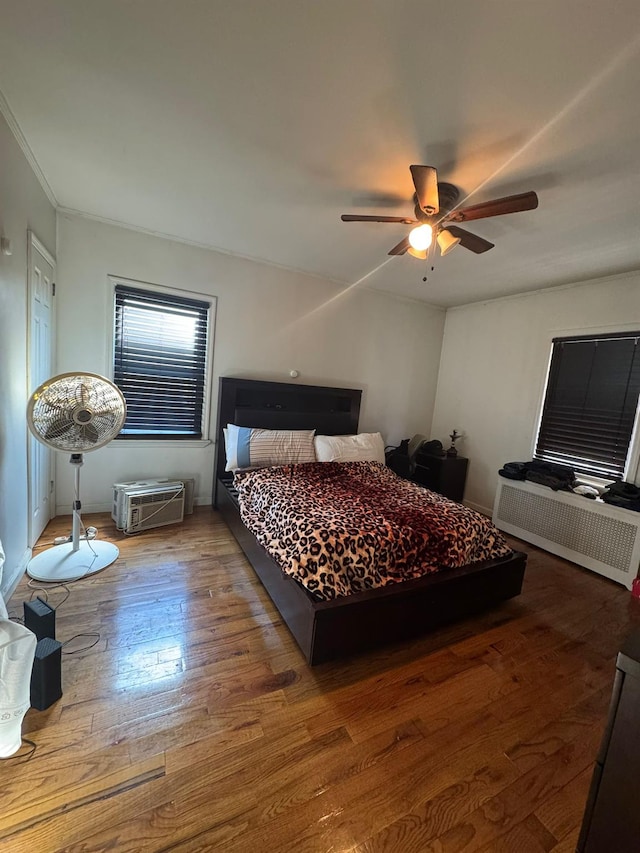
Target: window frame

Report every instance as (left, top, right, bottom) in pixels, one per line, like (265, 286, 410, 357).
(533, 329, 640, 485)
(109, 276, 216, 444)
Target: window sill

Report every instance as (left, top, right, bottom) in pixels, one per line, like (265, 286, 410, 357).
(109, 439, 213, 450)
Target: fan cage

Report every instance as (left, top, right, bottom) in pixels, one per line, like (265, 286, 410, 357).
(27, 372, 127, 452)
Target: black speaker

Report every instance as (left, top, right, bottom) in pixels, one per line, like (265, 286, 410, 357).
(30, 637, 62, 711)
(24, 597, 56, 641)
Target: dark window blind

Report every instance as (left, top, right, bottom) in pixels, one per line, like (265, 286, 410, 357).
(535, 333, 640, 479)
(114, 285, 210, 439)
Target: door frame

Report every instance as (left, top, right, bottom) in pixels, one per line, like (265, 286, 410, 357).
(27, 230, 57, 547)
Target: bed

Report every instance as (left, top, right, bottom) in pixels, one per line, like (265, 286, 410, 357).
(213, 377, 527, 665)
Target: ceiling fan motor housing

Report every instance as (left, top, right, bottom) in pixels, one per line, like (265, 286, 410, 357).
(436, 182, 460, 214)
(414, 182, 460, 223)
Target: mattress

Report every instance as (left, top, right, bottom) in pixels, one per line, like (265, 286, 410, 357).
(234, 461, 512, 600)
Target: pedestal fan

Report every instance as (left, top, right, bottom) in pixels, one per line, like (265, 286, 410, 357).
(27, 372, 127, 582)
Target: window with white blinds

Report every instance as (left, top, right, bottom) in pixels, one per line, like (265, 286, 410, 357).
(113, 284, 211, 439)
(534, 332, 640, 480)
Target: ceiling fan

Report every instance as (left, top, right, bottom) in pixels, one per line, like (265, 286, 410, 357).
(341, 165, 538, 259)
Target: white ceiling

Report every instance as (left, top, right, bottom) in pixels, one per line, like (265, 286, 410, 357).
(1, 1, 639, 307)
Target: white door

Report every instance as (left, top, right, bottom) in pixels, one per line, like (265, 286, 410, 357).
(27, 232, 56, 546)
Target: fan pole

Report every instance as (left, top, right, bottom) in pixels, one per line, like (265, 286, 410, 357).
(70, 453, 83, 553)
(26, 452, 120, 583)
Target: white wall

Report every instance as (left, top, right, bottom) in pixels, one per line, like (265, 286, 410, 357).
(0, 112, 56, 598)
(56, 213, 445, 512)
(431, 272, 640, 515)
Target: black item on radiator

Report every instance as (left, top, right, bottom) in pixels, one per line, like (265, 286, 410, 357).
(498, 461, 528, 480)
(498, 459, 577, 491)
(30, 637, 62, 711)
(602, 481, 640, 512)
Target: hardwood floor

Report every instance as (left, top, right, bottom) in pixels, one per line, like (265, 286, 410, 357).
(2, 507, 639, 852)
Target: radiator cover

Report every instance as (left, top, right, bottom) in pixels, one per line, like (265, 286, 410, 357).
(493, 478, 640, 589)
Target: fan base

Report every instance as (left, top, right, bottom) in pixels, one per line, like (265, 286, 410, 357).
(27, 540, 119, 583)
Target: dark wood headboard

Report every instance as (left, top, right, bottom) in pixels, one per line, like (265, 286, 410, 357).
(214, 377, 362, 488)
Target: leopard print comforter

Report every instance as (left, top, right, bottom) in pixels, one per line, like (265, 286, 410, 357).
(234, 461, 512, 601)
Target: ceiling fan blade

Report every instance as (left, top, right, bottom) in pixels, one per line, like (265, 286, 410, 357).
(445, 226, 494, 254)
(341, 214, 416, 223)
(410, 165, 439, 215)
(388, 237, 411, 256)
(448, 191, 538, 222)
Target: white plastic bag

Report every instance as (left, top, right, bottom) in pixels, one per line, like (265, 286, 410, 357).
(0, 540, 37, 758)
(0, 619, 37, 757)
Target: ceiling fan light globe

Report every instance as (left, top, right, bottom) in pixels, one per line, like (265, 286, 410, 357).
(437, 229, 462, 257)
(407, 246, 428, 260)
(408, 224, 433, 251)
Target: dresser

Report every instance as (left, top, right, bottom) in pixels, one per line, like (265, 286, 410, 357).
(577, 631, 640, 852)
(410, 453, 468, 502)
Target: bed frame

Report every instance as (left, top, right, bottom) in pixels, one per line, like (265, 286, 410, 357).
(213, 377, 527, 665)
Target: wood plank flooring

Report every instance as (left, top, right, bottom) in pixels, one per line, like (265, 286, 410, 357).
(2, 507, 639, 852)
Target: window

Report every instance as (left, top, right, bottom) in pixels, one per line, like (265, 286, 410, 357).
(113, 283, 212, 439)
(535, 332, 640, 480)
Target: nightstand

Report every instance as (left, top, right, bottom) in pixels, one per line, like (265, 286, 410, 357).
(411, 454, 468, 502)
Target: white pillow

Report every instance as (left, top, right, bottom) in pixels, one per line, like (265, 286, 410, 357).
(314, 432, 385, 464)
(224, 424, 316, 472)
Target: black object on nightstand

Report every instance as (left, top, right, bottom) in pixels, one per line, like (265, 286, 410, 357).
(411, 452, 468, 502)
(577, 630, 640, 852)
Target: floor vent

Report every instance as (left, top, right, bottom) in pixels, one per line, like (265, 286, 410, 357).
(493, 478, 640, 589)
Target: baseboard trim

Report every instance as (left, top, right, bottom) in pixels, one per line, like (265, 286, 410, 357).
(465, 500, 493, 518)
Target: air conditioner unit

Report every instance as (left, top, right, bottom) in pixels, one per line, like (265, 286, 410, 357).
(112, 482, 185, 533)
(112, 477, 195, 528)
(112, 479, 167, 528)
